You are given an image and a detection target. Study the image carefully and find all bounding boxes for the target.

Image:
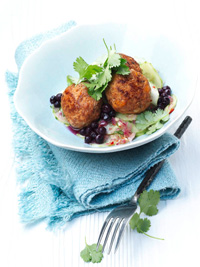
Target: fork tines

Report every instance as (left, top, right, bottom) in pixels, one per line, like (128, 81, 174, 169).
(96, 215, 130, 254)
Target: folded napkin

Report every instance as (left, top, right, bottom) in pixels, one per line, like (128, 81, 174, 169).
(6, 21, 181, 229)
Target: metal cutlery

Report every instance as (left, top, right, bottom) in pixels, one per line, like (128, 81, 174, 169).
(96, 116, 192, 254)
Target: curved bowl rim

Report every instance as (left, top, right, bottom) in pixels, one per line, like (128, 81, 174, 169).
(14, 22, 197, 153)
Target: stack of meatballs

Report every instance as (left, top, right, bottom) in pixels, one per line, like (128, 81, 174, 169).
(61, 54, 152, 132)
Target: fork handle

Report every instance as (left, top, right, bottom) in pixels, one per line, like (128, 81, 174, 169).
(132, 116, 192, 200)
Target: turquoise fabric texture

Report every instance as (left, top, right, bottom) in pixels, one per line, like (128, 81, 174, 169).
(6, 21, 181, 229)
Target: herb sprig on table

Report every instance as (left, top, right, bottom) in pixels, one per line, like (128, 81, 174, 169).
(80, 237, 103, 263)
(67, 39, 130, 101)
(129, 190, 164, 240)
(80, 190, 163, 263)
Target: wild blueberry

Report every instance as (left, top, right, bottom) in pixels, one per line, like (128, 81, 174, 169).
(158, 88, 164, 95)
(101, 113, 111, 122)
(50, 95, 56, 104)
(109, 110, 116, 118)
(162, 85, 171, 90)
(85, 135, 92, 144)
(162, 96, 170, 106)
(98, 126, 106, 135)
(54, 101, 61, 108)
(79, 128, 86, 136)
(85, 126, 92, 136)
(101, 104, 112, 113)
(95, 134, 104, 144)
(55, 93, 62, 102)
(90, 131, 97, 139)
(91, 121, 98, 129)
(164, 87, 172, 96)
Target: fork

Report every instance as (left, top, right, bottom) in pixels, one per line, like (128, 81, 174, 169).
(96, 116, 192, 254)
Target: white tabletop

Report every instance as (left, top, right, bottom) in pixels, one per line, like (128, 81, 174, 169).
(1, 0, 200, 266)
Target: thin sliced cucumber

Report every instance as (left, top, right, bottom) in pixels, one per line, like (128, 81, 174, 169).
(116, 113, 137, 122)
(140, 61, 163, 88)
(165, 94, 177, 113)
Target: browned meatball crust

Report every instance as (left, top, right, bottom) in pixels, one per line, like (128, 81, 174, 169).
(61, 83, 102, 129)
(119, 53, 142, 73)
(105, 68, 151, 114)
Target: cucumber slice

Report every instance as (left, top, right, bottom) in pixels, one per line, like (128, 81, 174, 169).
(140, 61, 163, 88)
(116, 113, 137, 122)
(53, 107, 70, 126)
(165, 94, 177, 113)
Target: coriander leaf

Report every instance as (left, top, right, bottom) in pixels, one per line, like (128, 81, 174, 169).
(137, 218, 151, 233)
(146, 121, 164, 135)
(67, 40, 131, 100)
(87, 87, 103, 101)
(144, 110, 154, 122)
(73, 58, 103, 84)
(80, 246, 92, 262)
(162, 113, 170, 122)
(139, 190, 160, 216)
(90, 248, 103, 263)
(116, 65, 130, 75)
(103, 39, 125, 68)
(136, 109, 169, 133)
(80, 238, 103, 263)
(155, 109, 169, 122)
(83, 65, 103, 80)
(73, 56, 89, 78)
(129, 190, 163, 240)
(116, 58, 130, 75)
(107, 50, 121, 68)
(144, 205, 158, 216)
(100, 82, 109, 93)
(129, 212, 140, 230)
(95, 65, 112, 88)
(84, 81, 107, 101)
(67, 75, 78, 86)
(94, 54, 108, 66)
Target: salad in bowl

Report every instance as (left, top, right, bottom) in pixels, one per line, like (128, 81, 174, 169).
(50, 40, 177, 147)
(14, 23, 195, 153)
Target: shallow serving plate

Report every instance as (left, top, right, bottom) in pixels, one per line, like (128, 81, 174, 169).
(14, 23, 197, 153)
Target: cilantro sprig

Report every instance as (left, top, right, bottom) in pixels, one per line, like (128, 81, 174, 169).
(129, 190, 164, 240)
(67, 39, 130, 101)
(80, 190, 164, 264)
(135, 109, 170, 137)
(80, 237, 103, 263)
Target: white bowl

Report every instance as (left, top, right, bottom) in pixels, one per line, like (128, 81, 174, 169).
(14, 23, 197, 153)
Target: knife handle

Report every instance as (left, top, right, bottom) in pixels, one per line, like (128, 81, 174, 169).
(174, 116, 192, 139)
(133, 116, 192, 199)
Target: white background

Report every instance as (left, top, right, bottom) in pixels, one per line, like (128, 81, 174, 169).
(0, 0, 200, 266)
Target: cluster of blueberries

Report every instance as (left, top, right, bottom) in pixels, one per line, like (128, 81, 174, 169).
(157, 85, 172, 110)
(79, 103, 116, 144)
(100, 103, 116, 123)
(50, 93, 62, 108)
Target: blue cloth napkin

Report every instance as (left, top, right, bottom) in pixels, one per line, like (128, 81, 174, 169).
(6, 21, 181, 229)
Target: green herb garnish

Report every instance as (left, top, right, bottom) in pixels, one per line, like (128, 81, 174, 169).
(80, 190, 163, 264)
(80, 237, 103, 263)
(135, 109, 169, 136)
(129, 190, 164, 240)
(67, 39, 130, 101)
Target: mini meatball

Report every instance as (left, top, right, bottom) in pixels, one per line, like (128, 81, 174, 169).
(105, 68, 151, 114)
(61, 83, 102, 129)
(119, 53, 142, 73)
